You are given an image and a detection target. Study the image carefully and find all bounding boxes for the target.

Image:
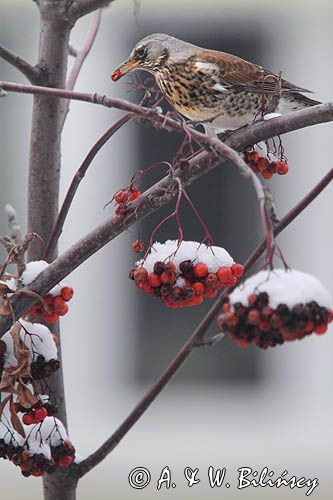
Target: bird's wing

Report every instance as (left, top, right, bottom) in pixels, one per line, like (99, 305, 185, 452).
(195, 49, 313, 94)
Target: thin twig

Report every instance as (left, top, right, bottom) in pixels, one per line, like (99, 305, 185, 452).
(0, 45, 38, 83)
(67, 10, 102, 91)
(45, 113, 132, 259)
(61, 9, 102, 130)
(72, 166, 333, 478)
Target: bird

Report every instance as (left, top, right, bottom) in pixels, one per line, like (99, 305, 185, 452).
(111, 33, 320, 134)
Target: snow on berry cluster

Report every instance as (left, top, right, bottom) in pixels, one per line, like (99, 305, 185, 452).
(129, 240, 244, 309)
(112, 184, 141, 225)
(1, 320, 60, 379)
(0, 320, 75, 476)
(21, 261, 74, 324)
(244, 142, 288, 180)
(217, 269, 333, 349)
(0, 417, 75, 477)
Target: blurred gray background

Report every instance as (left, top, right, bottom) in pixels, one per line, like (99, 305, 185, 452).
(0, 0, 333, 498)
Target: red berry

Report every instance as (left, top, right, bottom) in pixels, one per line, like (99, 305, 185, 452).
(258, 321, 271, 332)
(217, 266, 232, 284)
(192, 282, 205, 295)
(188, 295, 203, 306)
(60, 286, 74, 302)
(193, 263, 208, 278)
(204, 288, 217, 299)
(246, 151, 259, 163)
(111, 216, 119, 224)
(248, 309, 260, 325)
(261, 169, 274, 180)
(262, 306, 274, 320)
(54, 296, 65, 309)
(58, 455, 74, 468)
(140, 282, 154, 296)
(32, 469, 44, 477)
(247, 293, 257, 306)
(235, 339, 249, 347)
(231, 263, 244, 278)
(223, 302, 231, 313)
(54, 298, 68, 316)
(305, 321, 314, 333)
(314, 323, 328, 335)
(160, 271, 171, 284)
(257, 157, 270, 172)
(165, 262, 176, 274)
(275, 161, 289, 175)
(114, 190, 127, 204)
(204, 273, 218, 288)
(132, 239, 144, 253)
(129, 190, 141, 201)
(22, 412, 35, 425)
(44, 313, 58, 324)
(148, 273, 161, 287)
(134, 268, 148, 283)
(270, 313, 282, 329)
(225, 311, 238, 327)
(34, 407, 48, 423)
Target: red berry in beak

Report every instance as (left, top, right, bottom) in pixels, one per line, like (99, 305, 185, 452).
(111, 69, 122, 82)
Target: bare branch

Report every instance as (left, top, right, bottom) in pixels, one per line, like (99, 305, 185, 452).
(61, 9, 102, 129)
(66, 10, 101, 91)
(0, 153, 332, 340)
(0, 80, 332, 151)
(69, 0, 115, 20)
(45, 113, 132, 259)
(73, 167, 333, 478)
(0, 45, 39, 83)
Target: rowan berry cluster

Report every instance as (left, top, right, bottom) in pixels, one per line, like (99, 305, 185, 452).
(112, 185, 141, 224)
(217, 270, 333, 349)
(28, 286, 74, 324)
(0, 437, 75, 477)
(31, 354, 60, 380)
(130, 241, 244, 309)
(244, 151, 289, 179)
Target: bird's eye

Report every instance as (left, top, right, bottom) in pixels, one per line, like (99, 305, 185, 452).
(135, 45, 147, 59)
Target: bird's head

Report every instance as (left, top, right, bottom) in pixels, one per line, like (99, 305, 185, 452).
(111, 34, 196, 81)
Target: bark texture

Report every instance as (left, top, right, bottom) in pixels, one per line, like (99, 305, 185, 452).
(27, 2, 73, 499)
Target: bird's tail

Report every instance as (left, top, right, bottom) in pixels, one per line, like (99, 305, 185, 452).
(277, 92, 321, 113)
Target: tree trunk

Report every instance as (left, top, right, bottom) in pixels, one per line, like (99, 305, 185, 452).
(27, 3, 74, 499)
(43, 469, 78, 500)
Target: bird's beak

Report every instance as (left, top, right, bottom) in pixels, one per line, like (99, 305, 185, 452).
(111, 58, 139, 82)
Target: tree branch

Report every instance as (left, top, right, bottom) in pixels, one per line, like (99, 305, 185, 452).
(0, 45, 40, 83)
(69, 0, 115, 20)
(73, 166, 333, 478)
(60, 9, 102, 130)
(45, 113, 132, 259)
(0, 80, 332, 152)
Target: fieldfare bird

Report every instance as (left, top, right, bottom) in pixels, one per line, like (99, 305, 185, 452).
(111, 33, 320, 134)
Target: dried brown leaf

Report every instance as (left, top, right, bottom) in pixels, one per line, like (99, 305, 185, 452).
(0, 370, 16, 393)
(9, 398, 25, 438)
(17, 383, 38, 409)
(0, 283, 14, 296)
(0, 395, 11, 419)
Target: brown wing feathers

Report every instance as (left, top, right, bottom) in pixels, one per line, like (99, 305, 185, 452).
(196, 49, 312, 94)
